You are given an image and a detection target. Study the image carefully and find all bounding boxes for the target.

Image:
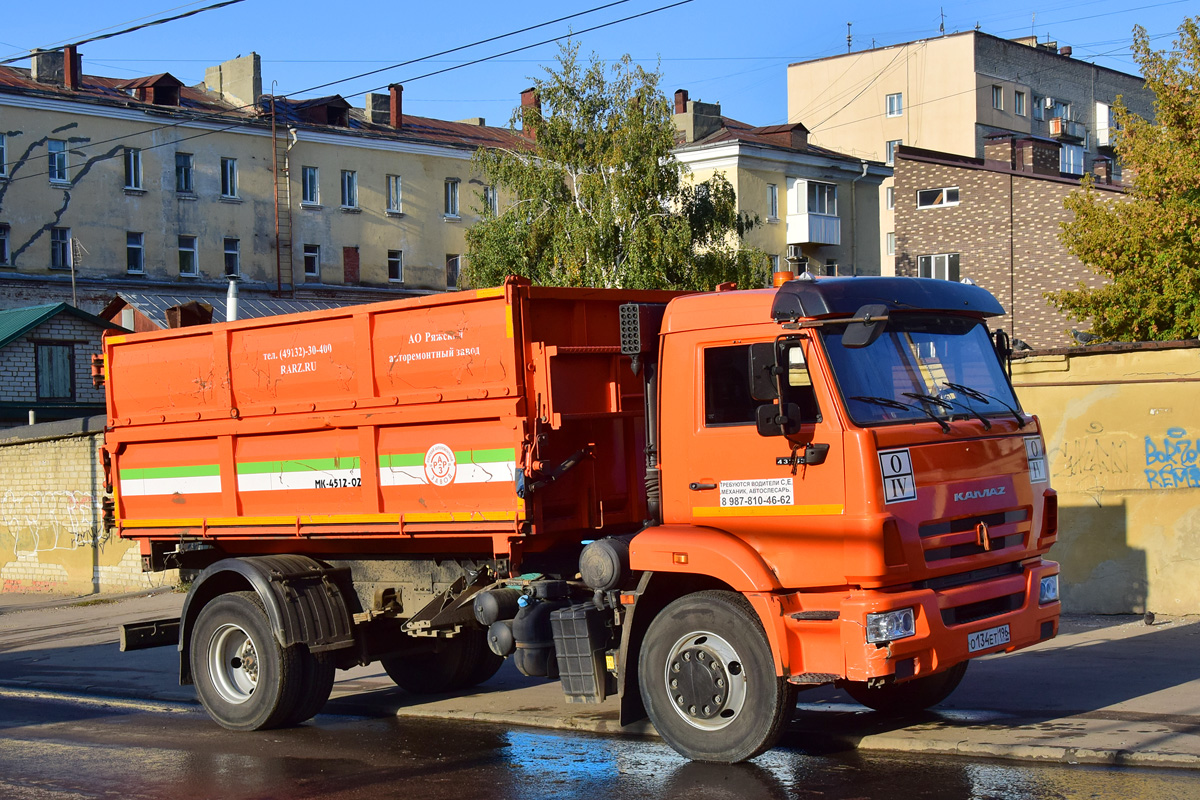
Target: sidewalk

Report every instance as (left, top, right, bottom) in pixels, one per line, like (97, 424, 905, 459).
(2, 589, 1198, 769)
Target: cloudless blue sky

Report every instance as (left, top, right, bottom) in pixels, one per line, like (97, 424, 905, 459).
(4, 0, 1192, 130)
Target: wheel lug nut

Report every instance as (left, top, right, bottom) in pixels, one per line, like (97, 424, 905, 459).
(689, 705, 697, 714)
(717, 678, 725, 687)
(671, 679, 678, 689)
(683, 652, 691, 661)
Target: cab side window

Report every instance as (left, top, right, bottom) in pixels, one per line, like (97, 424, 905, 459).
(703, 343, 821, 427)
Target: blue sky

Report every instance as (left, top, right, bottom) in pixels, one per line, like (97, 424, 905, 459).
(4, 0, 1192, 129)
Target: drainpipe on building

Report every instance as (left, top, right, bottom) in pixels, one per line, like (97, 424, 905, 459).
(226, 274, 239, 323)
(850, 161, 868, 275)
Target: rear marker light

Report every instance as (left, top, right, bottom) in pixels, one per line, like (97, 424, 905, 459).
(672, 553, 688, 565)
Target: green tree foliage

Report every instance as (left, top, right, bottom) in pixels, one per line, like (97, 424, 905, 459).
(1049, 18, 1200, 341)
(464, 42, 766, 291)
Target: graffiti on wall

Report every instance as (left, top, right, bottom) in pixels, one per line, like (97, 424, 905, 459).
(1058, 433, 1129, 479)
(1145, 428, 1200, 489)
(0, 490, 104, 555)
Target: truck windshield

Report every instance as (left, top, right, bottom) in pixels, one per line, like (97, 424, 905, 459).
(820, 314, 1020, 428)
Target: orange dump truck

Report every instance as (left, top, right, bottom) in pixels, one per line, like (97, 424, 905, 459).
(107, 275, 1059, 762)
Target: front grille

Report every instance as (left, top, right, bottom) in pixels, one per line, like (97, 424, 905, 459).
(919, 508, 1028, 538)
(925, 534, 1020, 562)
(915, 560, 1023, 591)
(941, 591, 1024, 626)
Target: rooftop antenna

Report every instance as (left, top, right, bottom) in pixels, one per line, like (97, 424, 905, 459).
(940, 7, 946, 36)
(847, 22, 852, 53)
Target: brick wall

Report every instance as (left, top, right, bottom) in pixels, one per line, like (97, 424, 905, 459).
(895, 148, 1119, 348)
(0, 417, 176, 596)
(0, 313, 108, 405)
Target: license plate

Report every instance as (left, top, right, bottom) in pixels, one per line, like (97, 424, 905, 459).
(967, 624, 1010, 653)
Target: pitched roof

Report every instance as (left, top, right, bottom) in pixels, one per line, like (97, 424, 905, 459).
(679, 115, 876, 163)
(0, 303, 122, 349)
(101, 292, 370, 329)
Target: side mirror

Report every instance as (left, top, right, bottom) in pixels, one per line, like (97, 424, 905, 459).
(842, 304, 889, 349)
(756, 402, 802, 437)
(748, 342, 779, 401)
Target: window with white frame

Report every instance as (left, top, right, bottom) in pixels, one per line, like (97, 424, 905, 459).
(302, 166, 319, 205)
(446, 254, 460, 288)
(886, 186, 894, 210)
(50, 227, 71, 269)
(220, 157, 238, 198)
(386, 174, 402, 213)
(48, 140, 68, 182)
(0, 133, 6, 176)
(36, 343, 73, 400)
(885, 139, 902, 165)
(767, 183, 779, 219)
(991, 85, 1004, 110)
(224, 237, 240, 276)
(483, 185, 498, 216)
(768, 254, 780, 273)
(1096, 101, 1114, 147)
(1051, 99, 1071, 120)
(1032, 95, 1044, 120)
(918, 253, 960, 281)
(178, 235, 198, 276)
(807, 181, 837, 216)
(340, 170, 358, 208)
(886, 92, 903, 117)
(444, 179, 460, 218)
(388, 249, 403, 282)
(126, 232, 144, 273)
(916, 187, 960, 208)
(886, 232, 895, 255)
(124, 148, 142, 189)
(0, 224, 10, 265)
(1014, 91, 1027, 117)
(303, 244, 320, 278)
(1060, 144, 1084, 176)
(176, 153, 194, 193)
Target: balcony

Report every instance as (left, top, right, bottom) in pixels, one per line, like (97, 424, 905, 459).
(786, 213, 840, 246)
(1049, 117, 1086, 143)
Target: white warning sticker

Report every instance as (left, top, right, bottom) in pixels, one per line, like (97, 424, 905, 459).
(719, 478, 794, 508)
(879, 448, 918, 504)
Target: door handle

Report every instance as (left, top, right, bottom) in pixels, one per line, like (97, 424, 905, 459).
(688, 482, 717, 491)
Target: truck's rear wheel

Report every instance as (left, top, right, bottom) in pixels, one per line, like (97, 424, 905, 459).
(842, 660, 968, 714)
(382, 628, 502, 694)
(638, 591, 796, 763)
(281, 648, 336, 725)
(191, 591, 303, 731)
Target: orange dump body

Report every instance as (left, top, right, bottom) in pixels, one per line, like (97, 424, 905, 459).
(104, 281, 682, 564)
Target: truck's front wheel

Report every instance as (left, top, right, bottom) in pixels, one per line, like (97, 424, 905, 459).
(191, 591, 303, 731)
(842, 660, 968, 714)
(639, 591, 796, 763)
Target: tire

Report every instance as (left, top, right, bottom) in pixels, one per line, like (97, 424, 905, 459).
(190, 591, 303, 731)
(382, 627, 502, 694)
(842, 660, 969, 714)
(638, 591, 797, 763)
(281, 648, 336, 726)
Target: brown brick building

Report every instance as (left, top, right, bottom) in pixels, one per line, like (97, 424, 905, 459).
(894, 135, 1125, 349)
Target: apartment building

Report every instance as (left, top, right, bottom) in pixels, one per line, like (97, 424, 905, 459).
(786, 31, 1154, 273)
(0, 50, 523, 314)
(671, 90, 889, 277)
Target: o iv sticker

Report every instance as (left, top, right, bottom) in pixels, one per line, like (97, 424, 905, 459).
(879, 449, 917, 504)
(424, 444, 457, 486)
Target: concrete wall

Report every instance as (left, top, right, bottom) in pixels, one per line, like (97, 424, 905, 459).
(1013, 342, 1200, 615)
(0, 417, 173, 596)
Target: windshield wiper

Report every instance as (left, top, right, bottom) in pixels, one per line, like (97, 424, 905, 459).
(907, 391, 991, 430)
(942, 381, 1026, 428)
(850, 395, 951, 433)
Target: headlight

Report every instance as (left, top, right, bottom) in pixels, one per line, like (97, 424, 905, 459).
(866, 608, 916, 643)
(1040, 575, 1060, 604)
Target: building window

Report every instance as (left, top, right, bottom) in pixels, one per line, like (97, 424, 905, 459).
(0, 224, 9, 266)
(885, 139, 902, 165)
(444, 179, 460, 218)
(386, 174, 402, 213)
(446, 254, 460, 288)
(1032, 95, 1045, 121)
(918, 253, 960, 282)
(48, 140, 68, 182)
(1051, 99, 1071, 120)
(483, 185, 498, 216)
(916, 187, 960, 208)
(767, 183, 779, 220)
(1061, 144, 1085, 176)
(303, 244, 320, 278)
(176, 153, 194, 193)
(340, 170, 358, 208)
(126, 232, 144, 273)
(886, 92, 903, 117)
(36, 343, 73, 401)
(768, 254, 780, 273)
(50, 227, 71, 269)
(388, 249, 403, 282)
(224, 237, 240, 276)
(1014, 91, 1027, 117)
(824, 259, 838, 277)
(302, 166, 319, 205)
(886, 186, 894, 210)
(0, 133, 7, 176)
(807, 182, 837, 216)
(178, 235, 198, 276)
(886, 232, 895, 255)
(991, 85, 1004, 110)
(124, 148, 142, 189)
(220, 157, 238, 198)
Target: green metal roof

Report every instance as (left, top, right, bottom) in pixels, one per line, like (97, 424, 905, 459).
(0, 303, 123, 349)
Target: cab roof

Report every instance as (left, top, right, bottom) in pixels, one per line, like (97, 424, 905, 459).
(771, 276, 1004, 322)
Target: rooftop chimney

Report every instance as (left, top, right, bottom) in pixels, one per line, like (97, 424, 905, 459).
(672, 95, 723, 144)
(520, 87, 541, 139)
(1059, 46, 1073, 57)
(30, 48, 65, 85)
(674, 89, 688, 114)
(62, 45, 81, 90)
(390, 84, 403, 129)
(1092, 156, 1113, 185)
(204, 52, 262, 108)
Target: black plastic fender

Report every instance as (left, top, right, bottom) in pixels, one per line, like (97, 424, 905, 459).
(178, 555, 355, 684)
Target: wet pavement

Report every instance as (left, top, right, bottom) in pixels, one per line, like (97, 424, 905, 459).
(2, 589, 1200, 772)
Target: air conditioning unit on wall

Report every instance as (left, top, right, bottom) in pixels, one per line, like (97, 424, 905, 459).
(1043, 96, 1056, 109)
(786, 244, 804, 262)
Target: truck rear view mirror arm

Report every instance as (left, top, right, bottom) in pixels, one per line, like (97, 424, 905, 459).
(841, 304, 889, 348)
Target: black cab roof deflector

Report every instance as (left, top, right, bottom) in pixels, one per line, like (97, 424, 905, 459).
(771, 276, 1005, 323)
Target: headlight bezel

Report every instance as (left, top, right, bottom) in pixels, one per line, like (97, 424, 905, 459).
(865, 607, 917, 644)
(1040, 574, 1060, 604)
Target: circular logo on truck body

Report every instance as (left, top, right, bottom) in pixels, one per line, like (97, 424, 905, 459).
(424, 444, 457, 486)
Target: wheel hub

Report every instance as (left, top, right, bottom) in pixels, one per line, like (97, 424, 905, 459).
(670, 646, 730, 720)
